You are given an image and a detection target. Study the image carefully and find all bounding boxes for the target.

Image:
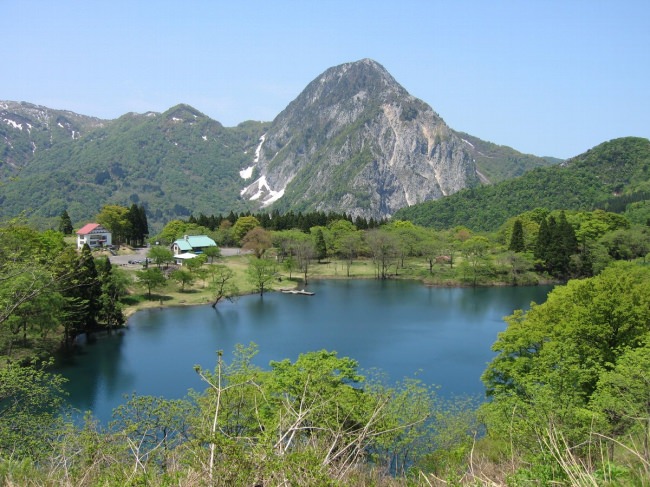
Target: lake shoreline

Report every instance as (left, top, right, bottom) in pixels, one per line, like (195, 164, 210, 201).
(122, 268, 558, 321)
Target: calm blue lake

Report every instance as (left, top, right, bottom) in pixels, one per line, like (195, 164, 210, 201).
(55, 280, 552, 422)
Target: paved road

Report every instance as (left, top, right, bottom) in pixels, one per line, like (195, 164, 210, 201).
(108, 247, 149, 267)
(109, 246, 247, 267)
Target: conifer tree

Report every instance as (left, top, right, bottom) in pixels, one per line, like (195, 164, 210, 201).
(61, 244, 101, 336)
(556, 211, 578, 277)
(315, 228, 327, 262)
(534, 213, 579, 279)
(138, 204, 149, 244)
(126, 204, 149, 247)
(508, 219, 525, 252)
(558, 211, 577, 256)
(58, 209, 73, 235)
(534, 217, 550, 263)
(97, 257, 125, 331)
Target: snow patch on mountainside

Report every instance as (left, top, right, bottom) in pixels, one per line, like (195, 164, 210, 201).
(239, 166, 254, 179)
(462, 138, 474, 149)
(240, 174, 286, 207)
(262, 186, 285, 207)
(4, 118, 24, 130)
(239, 133, 267, 181)
(254, 133, 266, 163)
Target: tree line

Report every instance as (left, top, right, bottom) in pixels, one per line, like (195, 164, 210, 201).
(187, 209, 386, 233)
(152, 207, 650, 293)
(0, 221, 128, 361)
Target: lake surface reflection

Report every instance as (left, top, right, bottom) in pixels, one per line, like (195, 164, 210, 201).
(56, 280, 552, 422)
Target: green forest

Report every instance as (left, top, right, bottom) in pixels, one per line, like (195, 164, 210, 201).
(2, 187, 650, 484)
(395, 137, 650, 231)
(0, 105, 270, 230)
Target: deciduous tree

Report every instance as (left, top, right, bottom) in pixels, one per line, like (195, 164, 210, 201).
(96, 205, 130, 245)
(136, 267, 166, 299)
(170, 268, 194, 291)
(232, 216, 260, 244)
(202, 245, 222, 263)
(241, 227, 272, 258)
(245, 257, 276, 296)
(208, 265, 238, 308)
(460, 236, 491, 286)
(482, 262, 650, 452)
(337, 231, 363, 277)
(148, 245, 174, 268)
(366, 229, 399, 279)
(0, 361, 67, 459)
(293, 238, 315, 284)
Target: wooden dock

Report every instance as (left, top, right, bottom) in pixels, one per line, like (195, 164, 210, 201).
(280, 289, 315, 296)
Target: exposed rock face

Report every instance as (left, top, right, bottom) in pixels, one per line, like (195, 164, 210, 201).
(240, 59, 480, 219)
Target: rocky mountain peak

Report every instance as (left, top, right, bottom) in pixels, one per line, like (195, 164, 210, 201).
(301, 58, 404, 104)
(239, 59, 478, 219)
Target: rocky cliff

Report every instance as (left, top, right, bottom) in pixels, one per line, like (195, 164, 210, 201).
(239, 59, 480, 219)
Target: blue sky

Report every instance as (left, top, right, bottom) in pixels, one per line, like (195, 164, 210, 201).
(3, 1, 648, 159)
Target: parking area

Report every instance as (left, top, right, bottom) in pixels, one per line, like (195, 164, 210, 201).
(108, 246, 248, 267)
(108, 247, 150, 267)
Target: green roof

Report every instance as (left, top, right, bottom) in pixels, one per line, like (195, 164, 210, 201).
(174, 240, 192, 251)
(172, 235, 216, 251)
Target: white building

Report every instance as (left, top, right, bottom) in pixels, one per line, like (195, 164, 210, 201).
(76, 223, 112, 249)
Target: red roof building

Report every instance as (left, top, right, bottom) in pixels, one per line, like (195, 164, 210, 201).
(76, 223, 112, 249)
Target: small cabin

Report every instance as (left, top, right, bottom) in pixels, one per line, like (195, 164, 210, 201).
(171, 235, 217, 256)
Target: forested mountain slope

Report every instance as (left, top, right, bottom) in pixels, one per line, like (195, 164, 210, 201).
(0, 101, 106, 179)
(394, 137, 650, 231)
(0, 104, 268, 229)
(453, 131, 561, 183)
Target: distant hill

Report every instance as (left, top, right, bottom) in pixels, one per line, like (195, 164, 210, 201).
(1, 59, 564, 230)
(0, 101, 106, 179)
(0, 103, 268, 229)
(393, 137, 650, 231)
(452, 131, 561, 183)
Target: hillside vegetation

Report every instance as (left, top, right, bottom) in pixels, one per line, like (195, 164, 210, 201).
(452, 131, 561, 183)
(0, 104, 269, 230)
(394, 137, 650, 230)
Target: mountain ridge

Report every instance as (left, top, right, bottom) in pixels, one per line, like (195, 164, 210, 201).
(1, 59, 562, 230)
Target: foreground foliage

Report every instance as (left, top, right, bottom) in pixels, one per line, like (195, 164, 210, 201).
(481, 261, 650, 484)
(0, 345, 483, 485)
